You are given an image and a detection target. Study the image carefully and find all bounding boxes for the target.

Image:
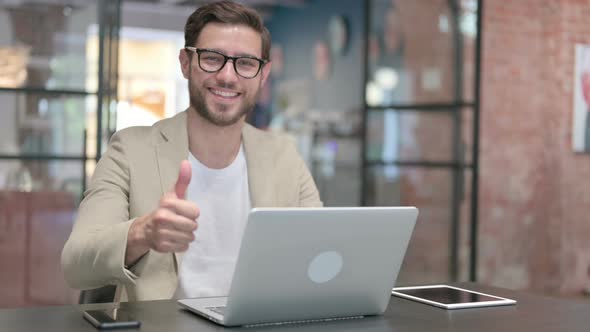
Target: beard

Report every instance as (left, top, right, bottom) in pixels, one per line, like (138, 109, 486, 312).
(188, 75, 259, 127)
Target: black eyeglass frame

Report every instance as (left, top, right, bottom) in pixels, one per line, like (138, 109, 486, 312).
(185, 46, 268, 79)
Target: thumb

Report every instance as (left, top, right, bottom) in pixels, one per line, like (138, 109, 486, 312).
(174, 160, 191, 199)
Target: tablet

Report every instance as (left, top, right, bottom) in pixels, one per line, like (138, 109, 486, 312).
(391, 285, 517, 309)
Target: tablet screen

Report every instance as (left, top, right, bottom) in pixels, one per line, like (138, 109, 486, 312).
(394, 286, 503, 304)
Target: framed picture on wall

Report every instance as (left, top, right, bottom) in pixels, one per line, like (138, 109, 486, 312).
(572, 44, 590, 153)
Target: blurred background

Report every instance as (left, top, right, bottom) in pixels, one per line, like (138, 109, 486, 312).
(1, 0, 589, 308)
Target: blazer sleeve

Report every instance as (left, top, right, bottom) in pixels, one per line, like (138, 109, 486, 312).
(61, 131, 139, 290)
(295, 150, 323, 208)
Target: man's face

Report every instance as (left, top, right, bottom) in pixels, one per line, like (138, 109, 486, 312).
(180, 23, 271, 127)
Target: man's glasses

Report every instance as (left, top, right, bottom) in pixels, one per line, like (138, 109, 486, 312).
(185, 47, 268, 79)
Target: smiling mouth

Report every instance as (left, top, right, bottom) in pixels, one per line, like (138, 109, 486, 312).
(209, 88, 240, 99)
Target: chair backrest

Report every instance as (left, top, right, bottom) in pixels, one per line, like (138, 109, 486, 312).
(78, 285, 117, 304)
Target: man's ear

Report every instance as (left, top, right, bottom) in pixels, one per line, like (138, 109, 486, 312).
(260, 61, 272, 86)
(179, 48, 191, 79)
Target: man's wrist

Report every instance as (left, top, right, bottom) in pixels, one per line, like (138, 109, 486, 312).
(125, 217, 150, 267)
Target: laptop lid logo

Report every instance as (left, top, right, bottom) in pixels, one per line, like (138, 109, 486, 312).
(307, 251, 343, 283)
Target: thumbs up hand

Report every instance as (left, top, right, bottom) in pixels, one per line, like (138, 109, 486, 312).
(174, 160, 191, 199)
(125, 161, 200, 266)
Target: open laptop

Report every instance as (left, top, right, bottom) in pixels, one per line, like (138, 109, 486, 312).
(177, 207, 418, 327)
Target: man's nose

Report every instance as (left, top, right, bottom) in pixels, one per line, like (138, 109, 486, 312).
(216, 60, 239, 82)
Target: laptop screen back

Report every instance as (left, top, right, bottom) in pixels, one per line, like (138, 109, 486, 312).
(221, 207, 418, 326)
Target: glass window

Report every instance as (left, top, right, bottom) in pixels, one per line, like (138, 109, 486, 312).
(366, 165, 472, 284)
(0, 2, 99, 91)
(366, 108, 473, 164)
(368, 0, 460, 105)
(461, 0, 478, 103)
(0, 92, 95, 157)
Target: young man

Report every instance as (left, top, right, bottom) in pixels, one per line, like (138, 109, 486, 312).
(61, 0, 322, 302)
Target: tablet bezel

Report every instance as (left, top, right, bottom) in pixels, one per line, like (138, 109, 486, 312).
(391, 284, 517, 309)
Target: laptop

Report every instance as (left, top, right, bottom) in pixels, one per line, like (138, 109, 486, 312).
(177, 207, 418, 327)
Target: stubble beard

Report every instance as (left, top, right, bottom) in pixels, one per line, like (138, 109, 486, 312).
(188, 75, 259, 127)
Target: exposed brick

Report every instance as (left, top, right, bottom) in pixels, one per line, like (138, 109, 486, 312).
(480, 0, 590, 296)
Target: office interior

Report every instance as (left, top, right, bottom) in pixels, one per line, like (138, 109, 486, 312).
(0, 0, 588, 309)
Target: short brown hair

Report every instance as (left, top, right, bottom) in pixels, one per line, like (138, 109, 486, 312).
(184, 0, 271, 60)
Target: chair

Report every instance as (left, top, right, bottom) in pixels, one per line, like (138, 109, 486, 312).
(78, 285, 117, 304)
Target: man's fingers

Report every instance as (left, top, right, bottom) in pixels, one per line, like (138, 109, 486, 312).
(174, 160, 192, 199)
(153, 208, 198, 233)
(147, 218, 195, 253)
(159, 196, 200, 220)
(154, 228, 195, 246)
(153, 240, 190, 253)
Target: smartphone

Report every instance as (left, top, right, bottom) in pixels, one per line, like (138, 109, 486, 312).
(83, 308, 141, 329)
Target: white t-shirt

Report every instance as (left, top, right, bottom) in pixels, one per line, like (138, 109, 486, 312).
(174, 145, 251, 298)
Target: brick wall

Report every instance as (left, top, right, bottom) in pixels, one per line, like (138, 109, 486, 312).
(480, 0, 590, 295)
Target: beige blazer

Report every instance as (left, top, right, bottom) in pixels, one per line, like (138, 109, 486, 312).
(61, 111, 322, 301)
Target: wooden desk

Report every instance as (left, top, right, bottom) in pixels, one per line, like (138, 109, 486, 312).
(0, 283, 588, 332)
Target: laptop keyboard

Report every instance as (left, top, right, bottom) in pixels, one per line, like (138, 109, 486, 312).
(206, 306, 226, 315)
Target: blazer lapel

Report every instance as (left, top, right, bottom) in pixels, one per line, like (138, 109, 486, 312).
(155, 111, 189, 270)
(242, 124, 275, 207)
(155, 111, 189, 195)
